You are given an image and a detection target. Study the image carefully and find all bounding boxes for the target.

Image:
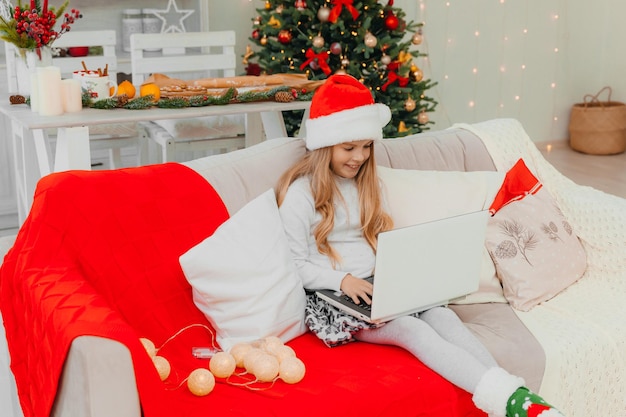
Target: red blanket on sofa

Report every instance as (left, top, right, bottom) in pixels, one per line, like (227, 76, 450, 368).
(0, 164, 484, 417)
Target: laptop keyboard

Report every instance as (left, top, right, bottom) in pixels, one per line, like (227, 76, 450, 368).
(342, 294, 372, 311)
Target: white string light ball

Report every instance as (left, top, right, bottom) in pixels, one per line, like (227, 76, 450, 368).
(187, 368, 215, 396)
(140, 332, 307, 397)
(209, 351, 237, 378)
(140, 337, 157, 357)
(152, 356, 171, 381)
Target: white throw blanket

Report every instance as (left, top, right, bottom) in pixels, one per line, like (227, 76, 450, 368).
(454, 119, 626, 417)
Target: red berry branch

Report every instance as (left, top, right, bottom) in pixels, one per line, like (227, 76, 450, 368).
(0, 0, 82, 50)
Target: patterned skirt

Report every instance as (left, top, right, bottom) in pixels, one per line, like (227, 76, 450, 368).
(305, 292, 385, 347)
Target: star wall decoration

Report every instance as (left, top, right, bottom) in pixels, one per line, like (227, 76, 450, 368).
(149, 0, 195, 34)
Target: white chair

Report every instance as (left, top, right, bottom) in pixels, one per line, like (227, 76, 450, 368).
(130, 31, 246, 163)
(50, 30, 146, 169)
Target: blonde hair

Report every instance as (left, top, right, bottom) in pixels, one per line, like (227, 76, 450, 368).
(276, 144, 393, 265)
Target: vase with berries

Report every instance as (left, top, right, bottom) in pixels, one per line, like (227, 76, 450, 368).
(0, 0, 82, 95)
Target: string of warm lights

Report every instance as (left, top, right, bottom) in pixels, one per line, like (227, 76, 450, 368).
(416, 0, 566, 141)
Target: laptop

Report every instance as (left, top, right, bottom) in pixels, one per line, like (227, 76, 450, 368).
(315, 210, 489, 323)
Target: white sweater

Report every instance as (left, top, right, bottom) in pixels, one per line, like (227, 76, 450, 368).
(279, 176, 376, 292)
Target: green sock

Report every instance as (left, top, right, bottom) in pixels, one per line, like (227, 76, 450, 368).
(506, 386, 565, 417)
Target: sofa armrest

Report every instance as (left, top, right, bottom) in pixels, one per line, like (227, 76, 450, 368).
(52, 336, 141, 417)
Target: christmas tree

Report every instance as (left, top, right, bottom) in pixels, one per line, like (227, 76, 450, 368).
(246, 0, 437, 137)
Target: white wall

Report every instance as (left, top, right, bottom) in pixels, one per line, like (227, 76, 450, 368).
(395, 0, 626, 142)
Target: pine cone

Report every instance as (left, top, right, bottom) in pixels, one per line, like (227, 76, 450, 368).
(116, 94, 130, 107)
(274, 91, 294, 102)
(9, 95, 26, 105)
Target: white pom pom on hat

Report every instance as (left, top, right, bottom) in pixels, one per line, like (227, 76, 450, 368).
(305, 74, 392, 150)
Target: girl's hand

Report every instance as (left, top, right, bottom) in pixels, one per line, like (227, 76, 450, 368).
(340, 274, 373, 305)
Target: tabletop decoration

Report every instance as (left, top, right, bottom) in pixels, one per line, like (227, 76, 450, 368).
(84, 86, 314, 111)
(0, 0, 82, 95)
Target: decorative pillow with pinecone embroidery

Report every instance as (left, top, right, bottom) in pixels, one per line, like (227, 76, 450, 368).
(485, 159, 587, 311)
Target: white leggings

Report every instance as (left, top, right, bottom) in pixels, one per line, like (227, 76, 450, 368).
(355, 306, 498, 393)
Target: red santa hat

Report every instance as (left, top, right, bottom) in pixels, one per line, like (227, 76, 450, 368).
(305, 74, 391, 150)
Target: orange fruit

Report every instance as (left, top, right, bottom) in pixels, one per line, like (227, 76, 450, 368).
(117, 80, 136, 98)
(140, 83, 161, 102)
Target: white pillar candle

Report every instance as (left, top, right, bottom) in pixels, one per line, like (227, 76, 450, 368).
(29, 72, 40, 113)
(37, 66, 64, 116)
(61, 79, 82, 113)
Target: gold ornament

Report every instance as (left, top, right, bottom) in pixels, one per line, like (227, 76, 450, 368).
(153, 356, 171, 381)
(275, 5, 284, 13)
(140, 338, 156, 358)
(187, 368, 215, 396)
(264, 1, 271, 10)
(412, 33, 423, 45)
(268, 16, 281, 28)
(364, 32, 378, 48)
(279, 357, 306, 384)
(335, 68, 347, 75)
(398, 51, 412, 64)
(317, 6, 330, 22)
(381, 54, 391, 65)
(404, 97, 416, 112)
(398, 121, 409, 133)
(413, 68, 424, 82)
(418, 111, 430, 124)
(260, 36, 268, 46)
(341, 57, 350, 67)
(312, 34, 325, 48)
(242, 45, 254, 65)
(230, 342, 253, 368)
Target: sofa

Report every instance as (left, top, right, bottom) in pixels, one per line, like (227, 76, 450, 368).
(1, 118, 624, 417)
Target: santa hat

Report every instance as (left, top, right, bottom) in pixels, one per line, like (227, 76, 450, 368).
(305, 74, 391, 150)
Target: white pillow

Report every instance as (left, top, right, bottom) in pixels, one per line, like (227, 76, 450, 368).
(377, 166, 507, 304)
(485, 159, 587, 311)
(180, 189, 307, 351)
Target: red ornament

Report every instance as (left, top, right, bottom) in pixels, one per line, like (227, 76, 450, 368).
(252, 29, 260, 40)
(385, 13, 399, 31)
(295, 0, 307, 10)
(330, 42, 342, 55)
(278, 30, 292, 44)
(246, 63, 262, 76)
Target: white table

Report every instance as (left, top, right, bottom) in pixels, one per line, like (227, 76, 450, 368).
(0, 98, 311, 224)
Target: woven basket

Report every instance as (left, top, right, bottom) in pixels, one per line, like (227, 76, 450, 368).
(568, 87, 626, 155)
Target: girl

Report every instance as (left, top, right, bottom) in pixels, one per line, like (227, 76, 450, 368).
(277, 74, 564, 417)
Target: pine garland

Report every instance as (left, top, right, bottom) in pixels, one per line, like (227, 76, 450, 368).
(66, 85, 312, 111)
(90, 97, 120, 109)
(123, 95, 156, 109)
